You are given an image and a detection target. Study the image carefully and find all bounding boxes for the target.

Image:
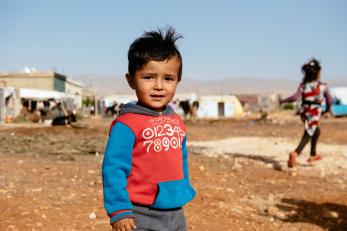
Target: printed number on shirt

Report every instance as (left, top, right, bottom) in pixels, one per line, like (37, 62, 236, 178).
(142, 124, 185, 153)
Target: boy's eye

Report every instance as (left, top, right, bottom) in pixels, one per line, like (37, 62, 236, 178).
(164, 76, 175, 82)
(143, 76, 153, 80)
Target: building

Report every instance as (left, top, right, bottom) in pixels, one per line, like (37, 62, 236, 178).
(0, 72, 66, 92)
(0, 87, 6, 124)
(0, 71, 85, 121)
(101, 93, 244, 119)
(65, 78, 83, 109)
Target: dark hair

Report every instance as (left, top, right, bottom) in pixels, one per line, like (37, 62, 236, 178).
(302, 58, 321, 83)
(127, 27, 183, 81)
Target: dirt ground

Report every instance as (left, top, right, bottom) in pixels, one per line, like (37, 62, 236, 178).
(0, 111, 346, 231)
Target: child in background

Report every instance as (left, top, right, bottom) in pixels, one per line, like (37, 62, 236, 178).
(280, 58, 332, 173)
(102, 27, 196, 231)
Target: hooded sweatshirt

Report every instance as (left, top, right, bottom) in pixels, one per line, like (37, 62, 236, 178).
(102, 103, 196, 224)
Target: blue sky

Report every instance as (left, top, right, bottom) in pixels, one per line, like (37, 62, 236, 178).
(1, 0, 346, 81)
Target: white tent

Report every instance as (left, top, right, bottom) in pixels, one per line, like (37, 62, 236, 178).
(19, 88, 67, 100)
(330, 87, 347, 105)
(3, 87, 15, 99)
(197, 95, 244, 118)
(102, 93, 244, 119)
(103, 94, 137, 107)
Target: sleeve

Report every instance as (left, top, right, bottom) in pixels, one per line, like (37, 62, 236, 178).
(323, 87, 332, 113)
(182, 136, 190, 181)
(102, 122, 135, 224)
(281, 84, 302, 104)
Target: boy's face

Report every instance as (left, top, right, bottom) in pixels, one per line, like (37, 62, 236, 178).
(126, 57, 180, 112)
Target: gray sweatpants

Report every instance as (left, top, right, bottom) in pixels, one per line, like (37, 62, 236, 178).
(133, 205, 187, 231)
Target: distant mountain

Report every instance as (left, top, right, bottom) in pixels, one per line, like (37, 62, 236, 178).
(74, 74, 347, 97)
(74, 74, 130, 96)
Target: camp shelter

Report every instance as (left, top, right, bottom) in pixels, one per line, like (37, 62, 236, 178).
(19, 88, 67, 100)
(0, 72, 84, 110)
(331, 87, 347, 105)
(19, 88, 74, 112)
(103, 94, 137, 107)
(0, 72, 66, 92)
(330, 87, 347, 116)
(4, 88, 74, 119)
(0, 88, 7, 124)
(197, 95, 244, 118)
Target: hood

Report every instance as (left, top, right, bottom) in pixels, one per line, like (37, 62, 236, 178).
(119, 102, 175, 117)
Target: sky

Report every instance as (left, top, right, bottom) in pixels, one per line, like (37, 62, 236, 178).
(1, 0, 346, 81)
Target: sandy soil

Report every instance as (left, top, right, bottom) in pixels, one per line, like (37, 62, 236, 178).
(0, 111, 346, 231)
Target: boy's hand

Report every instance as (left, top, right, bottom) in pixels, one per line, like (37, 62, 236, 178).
(112, 218, 137, 231)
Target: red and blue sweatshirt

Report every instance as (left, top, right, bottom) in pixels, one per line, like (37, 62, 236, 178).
(102, 103, 196, 224)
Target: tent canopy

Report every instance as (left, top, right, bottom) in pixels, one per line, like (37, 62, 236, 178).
(19, 88, 67, 100)
(2, 87, 15, 98)
(331, 87, 347, 105)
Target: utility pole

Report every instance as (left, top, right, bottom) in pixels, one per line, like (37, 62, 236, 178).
(93, 86, 99, 116)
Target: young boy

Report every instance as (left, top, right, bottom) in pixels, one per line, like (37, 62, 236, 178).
(102, 27, 196, 231)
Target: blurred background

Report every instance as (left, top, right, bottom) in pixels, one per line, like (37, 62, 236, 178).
(0, 1, 346, 230)
(1, 0, 347, 122)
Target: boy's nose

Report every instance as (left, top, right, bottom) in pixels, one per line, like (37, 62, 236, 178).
(153, 79, 164, 90)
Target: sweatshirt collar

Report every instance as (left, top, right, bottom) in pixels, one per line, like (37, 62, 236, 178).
(119, 102, 175, 116)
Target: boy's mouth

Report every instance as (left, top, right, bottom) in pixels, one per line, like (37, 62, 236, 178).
(150, 94, 165, 100)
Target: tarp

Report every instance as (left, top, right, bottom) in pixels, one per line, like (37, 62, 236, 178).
(331, 105, 347, 116)
(330, 87, 347, 105)
(0, 88, 5, 123)
(103, 94, 137, 107)
(1, 87, 15, 99)
(19, 88, 67, 100)
(197, 95, 244, 118)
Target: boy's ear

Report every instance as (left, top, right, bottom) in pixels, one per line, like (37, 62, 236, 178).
(126, 74, 135, 89)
